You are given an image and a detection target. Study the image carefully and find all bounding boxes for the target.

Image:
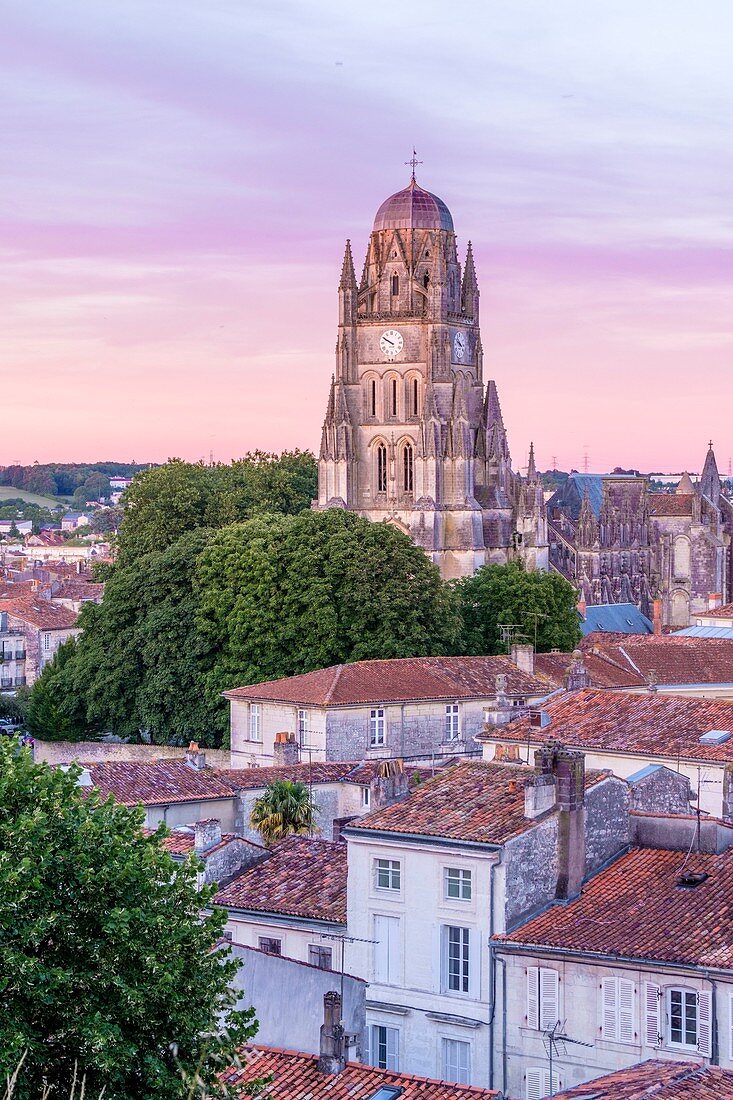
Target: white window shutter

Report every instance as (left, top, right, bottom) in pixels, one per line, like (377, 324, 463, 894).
(729, 991, 733, 1061)
(540, 968, 560, 1030)
(618, 979, 634, 1043)
(527, 967, 539, 1029)
(386, 1027, 399, 1071)
(644, 981, 662, 1047)
(364, 1024, 371, 1066)
(388, 916, 401, 984)
(526, 1068, 543, 1100)
(468, 929, 481, 999)
(601, 978, 618, 1040)
(697, 991, 712, 1057)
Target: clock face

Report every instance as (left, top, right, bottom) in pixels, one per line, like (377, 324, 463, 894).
(454, 331, 466, 360)
(380, 329, 404, 360)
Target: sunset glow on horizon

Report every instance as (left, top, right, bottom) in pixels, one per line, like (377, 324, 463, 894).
(3, 0, 733, 473)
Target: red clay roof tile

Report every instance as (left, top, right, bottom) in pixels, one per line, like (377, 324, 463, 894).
(224, 656, 554, 707)
(90, 760, 239, 806)
(218, 1045, 498, 1099)
(500, 847, 733, 969)
(551, 1060, 733, 1100)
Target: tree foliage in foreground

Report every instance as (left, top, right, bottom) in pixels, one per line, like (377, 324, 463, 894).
(452, 560, 582, 655)
(249, 779, 319, 844)
(0, 740, 257, 1099)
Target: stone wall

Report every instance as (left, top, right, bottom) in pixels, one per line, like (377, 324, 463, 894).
(584, 776, 631, 874)
(503, 816, 559, 930)
(325, 700, 487, 761)
(33, 740, 231, 768)
(628, 764, 691, 814)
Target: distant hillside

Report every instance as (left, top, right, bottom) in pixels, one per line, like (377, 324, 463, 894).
(0, 462, 153, 504)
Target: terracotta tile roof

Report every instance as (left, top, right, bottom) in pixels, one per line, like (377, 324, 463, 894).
(489, 688, 733, 764)
(348, 760, 611, 846)
(649, 493, 694, 516)
(581, 635, 733, 686)
(52, 579, 105, 602)
(224, 656, 554, 707)
(551, 1060, 733, 1100)
(143, 825, 265, 857)
(214, 836, 347, 923)
(89, 760, 240, 806)
(0, 580, 36, 600)
(500, 847, 733, 968)
(219, 1045, 498, 1099)
(702, 602, 733, 619)
(534, 651, 645, 689)
(217, 760, 444, 790)
(0, 594, 79, 630)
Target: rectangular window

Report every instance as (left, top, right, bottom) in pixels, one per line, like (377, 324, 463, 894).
(441, 1038, 470, 1084)
(443, 925, 470, 994)
(297, 708, 309, 744)
(669, 988, 698, 1049)
(526, 1068, 560, 1100)
(445, 867, 472, 901)
(362, 787, 370, 808)
(43, 633, 51, 651)
(369, 708, 385, 746)
(601, 977, 634, 1042)
(308, 945, 333, 970)
(445, 703, 460, 740)
(373, 914, 400, 984)
(369, 1024, 399, 1071)
(375, 858, 400, 891)
(527, 967, 560, 1031)
(258, 937, 281, 956)
(249, 704, 261, 742)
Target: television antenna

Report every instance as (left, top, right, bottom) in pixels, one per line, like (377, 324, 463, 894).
(320, 932, 377, 1051)
(542, 1020, 593, 1096)
(498, 623, 525, 653)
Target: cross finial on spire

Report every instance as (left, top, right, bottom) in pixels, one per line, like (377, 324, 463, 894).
(405, 147, 423, 182)
(709, 440, 714, 449)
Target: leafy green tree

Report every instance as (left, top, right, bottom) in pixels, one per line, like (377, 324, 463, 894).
(117, 452, 317, 563)
(91, 504, 124, 534)
(452, 561, 581, 655)
(24, 639, 92, 742)
(0, 741, 258, 1099)
(249, 779, 318, 844)
(197, 509, 459, 694)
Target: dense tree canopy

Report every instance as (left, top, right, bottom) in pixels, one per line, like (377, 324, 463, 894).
(452, 561, 582, 655)
(197, 509, 459, 694)
(117, 451, 317, 562)
(0, 740, 257, 1098)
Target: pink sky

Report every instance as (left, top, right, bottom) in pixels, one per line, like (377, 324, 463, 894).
(2, 0, 732, 473)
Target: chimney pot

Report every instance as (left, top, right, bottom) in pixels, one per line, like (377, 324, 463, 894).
(652, 598, 662, 636)
(185, 743, 206, 770)
(272, 731, 300, 766)
(370, 758, 410, 809)
(317, 991, 346, 1074)
(194, 818, 222, 854)
(709, 592, 722, 611)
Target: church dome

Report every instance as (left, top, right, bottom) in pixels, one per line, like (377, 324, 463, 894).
(372, 178, 454, 233)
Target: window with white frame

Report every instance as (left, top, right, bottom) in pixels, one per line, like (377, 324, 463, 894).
(374, 858, 400, 891)
(442, 925, 471, 994)
(367, 1024, 399, 1071)
(601, 976, 634, 1042)
(441, 1038, 470, 1084)
(373, 914, 400, 984)
(297, 708, 309, 744)
(526, 967, 559, 1031)
(445, 867, 472, 901)
(43, 633, 51, 651)
(526, 1067, 560, 1100)
(362, 787, 370, 808)
(643, 982, 711, 1055)
(249, 704, 261, 742)
(369, 708, 385, 746)
(445, 703, 460, 740)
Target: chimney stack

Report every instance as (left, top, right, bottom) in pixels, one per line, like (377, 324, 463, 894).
(564, 650, 591, 692)
(577, 595, 587, 617)
(709, 592, 722, 611)
(510, 643, 535, 676)
(533, 742, 586, 900)
(652, 598, 662, 636)
(483, 673, 514, 728)
(273, 731, 300, 767)
(317, 991, 346, 1075)
(194, 818, 222, 854)
(185, 742, 206, 770)
(370, 758, 410, 809)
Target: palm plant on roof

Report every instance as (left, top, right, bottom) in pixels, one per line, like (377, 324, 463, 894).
(249, 779, 319, 844)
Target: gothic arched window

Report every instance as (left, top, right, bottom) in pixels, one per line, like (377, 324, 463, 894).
(410, 377, 419, 417)
(390, 378, 398, 418)
(376, 444, 387, 494)
(423, 273, 429, 289)
(391, 274, 399, 297)
(402, 443, 414, 493)
(369, 378, 377, 418)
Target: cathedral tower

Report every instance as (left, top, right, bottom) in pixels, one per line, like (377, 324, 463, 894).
(316, 170, 547, 579)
